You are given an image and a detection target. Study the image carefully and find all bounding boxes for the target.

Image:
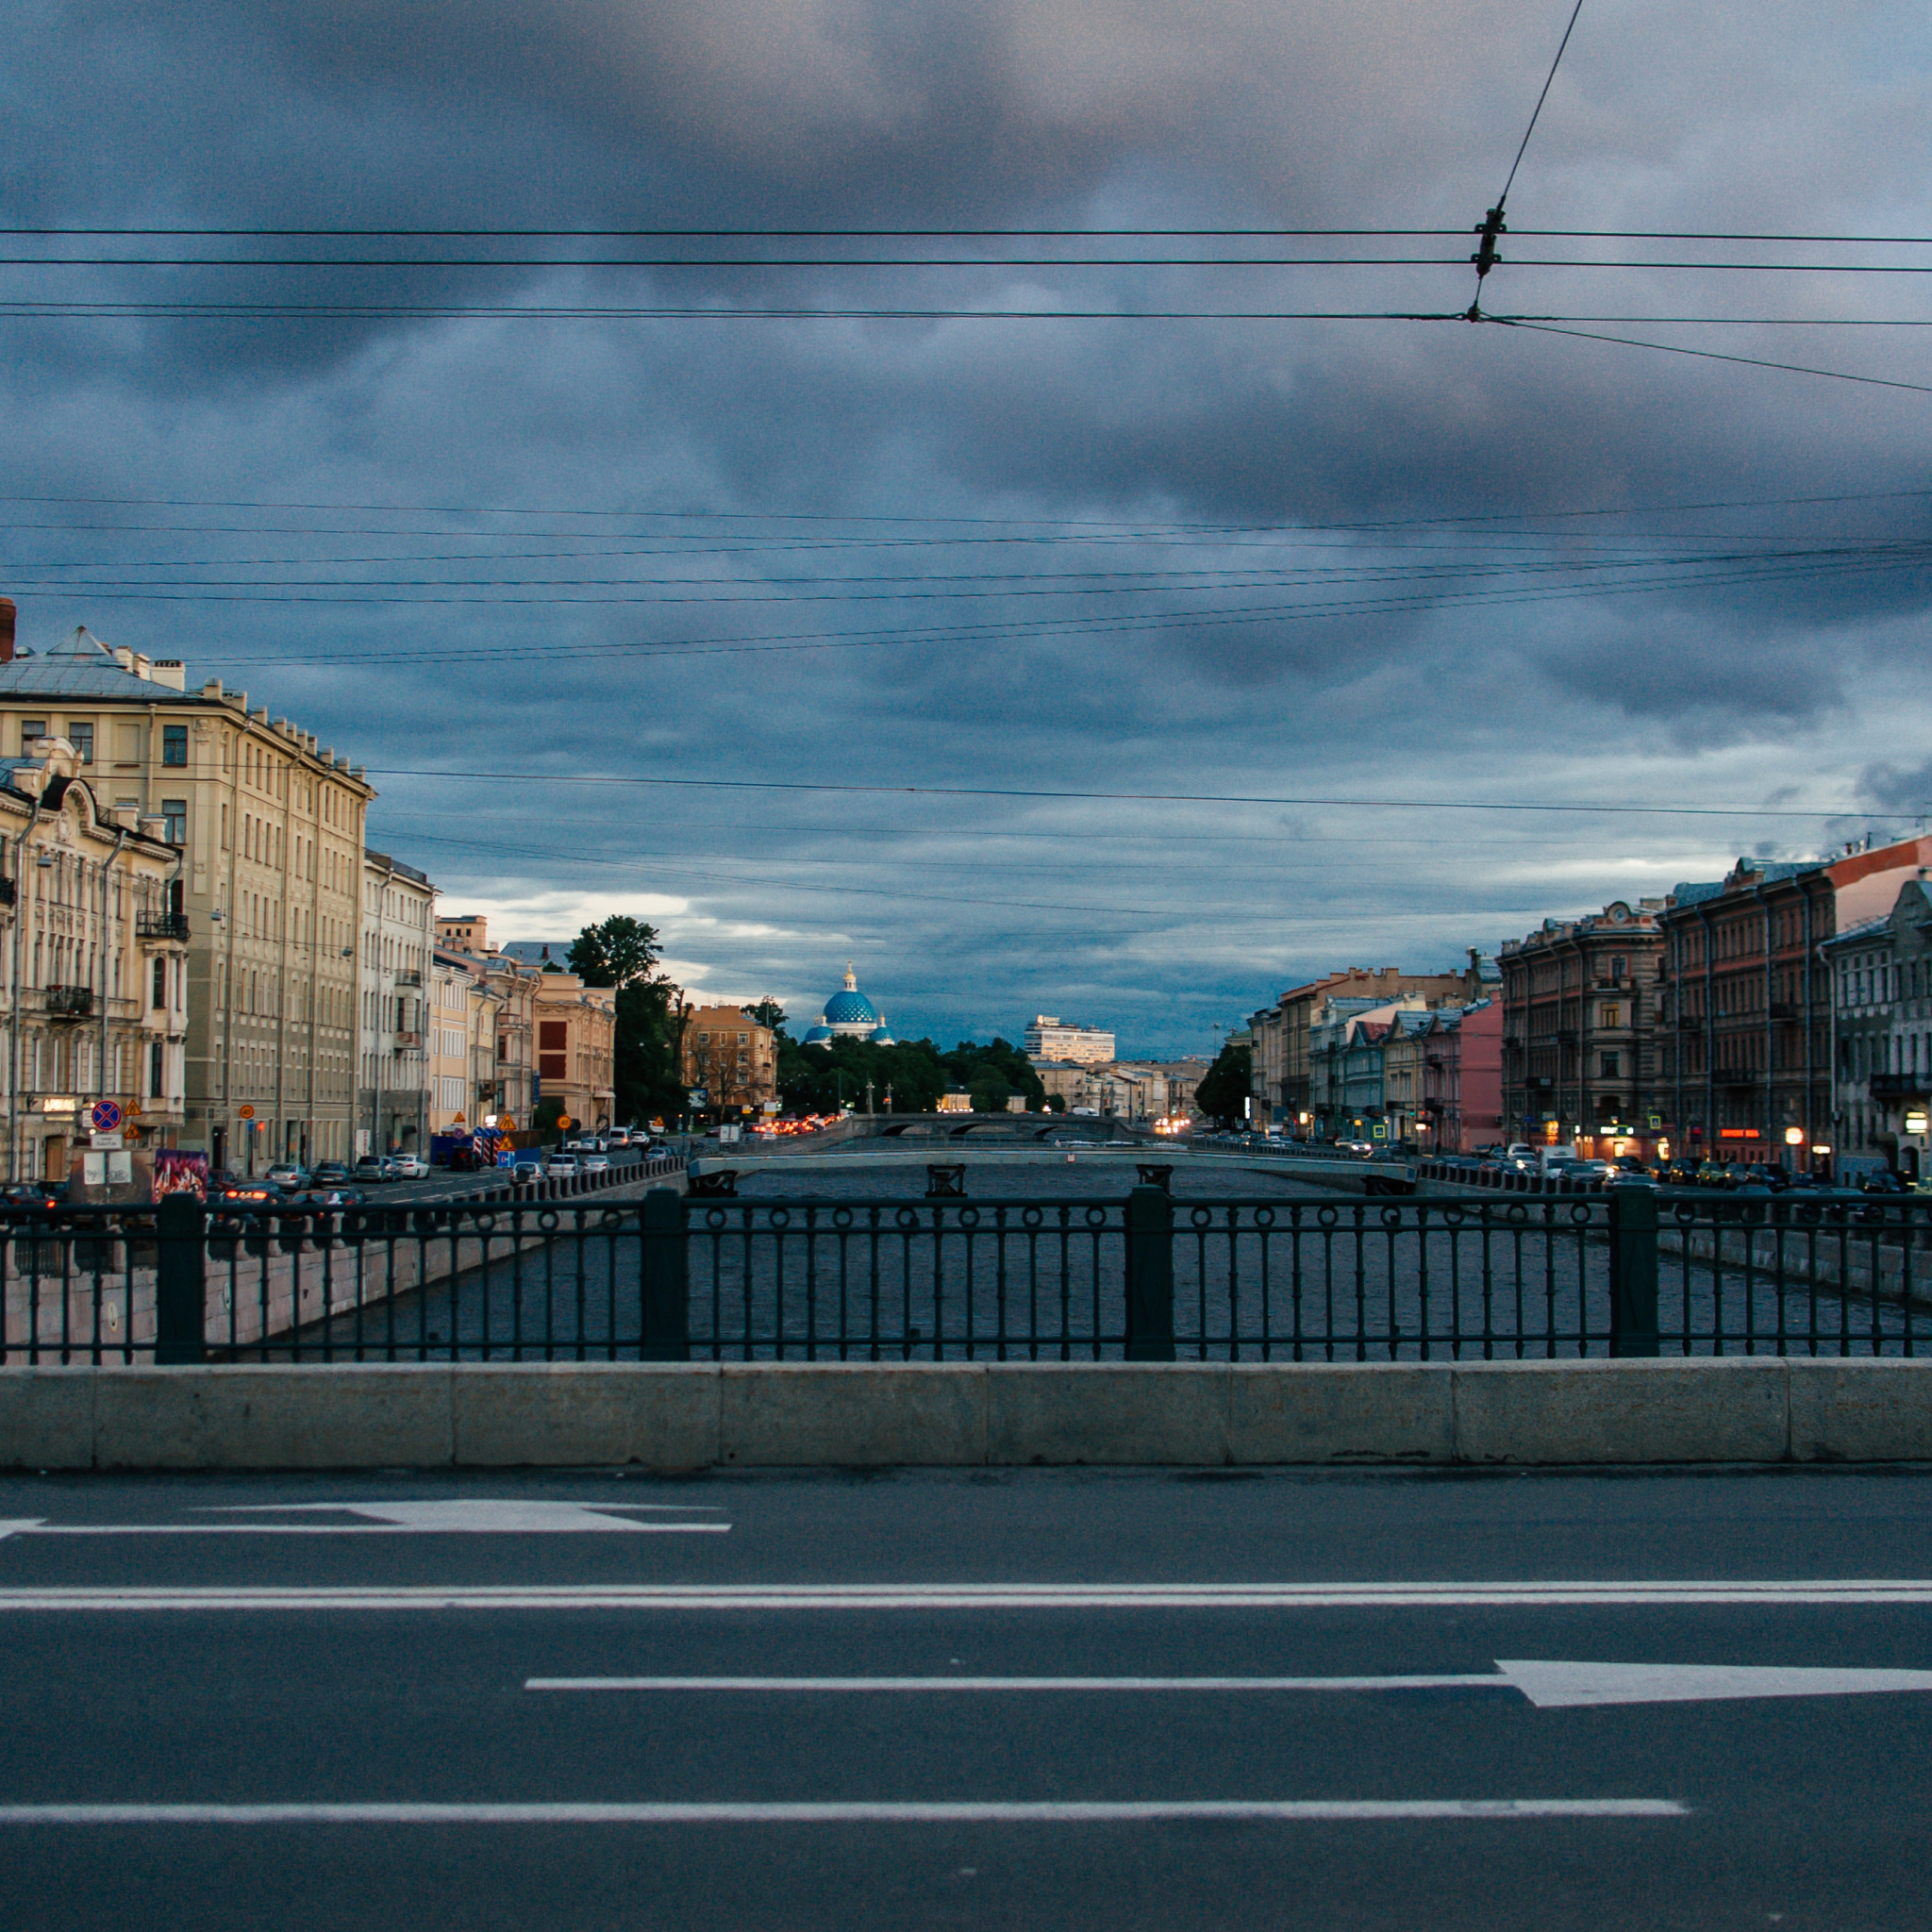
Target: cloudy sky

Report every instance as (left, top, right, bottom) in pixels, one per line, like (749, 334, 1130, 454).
(3, 0, 1930, 1053)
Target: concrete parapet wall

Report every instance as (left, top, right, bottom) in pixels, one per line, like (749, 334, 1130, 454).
(7, 1357, 1932, 1469)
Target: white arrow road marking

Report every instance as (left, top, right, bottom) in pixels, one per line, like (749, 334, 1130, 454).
(0, 1799, 1689, 1825)
(2, 1501, 729, 1537)
(526, 1663, 1932, 1707)
(1494, 1660, 1932, 1707)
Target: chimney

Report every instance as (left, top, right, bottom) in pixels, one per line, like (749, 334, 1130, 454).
(0, 597, 14, 664)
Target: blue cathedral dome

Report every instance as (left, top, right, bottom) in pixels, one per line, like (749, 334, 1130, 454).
(806, 965, 891, 1047)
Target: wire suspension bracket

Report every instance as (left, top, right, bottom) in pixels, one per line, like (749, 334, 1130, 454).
(1466, 0, 1585, 322)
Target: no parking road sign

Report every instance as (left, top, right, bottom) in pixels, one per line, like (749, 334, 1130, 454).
(90, 1100, 123, 1135)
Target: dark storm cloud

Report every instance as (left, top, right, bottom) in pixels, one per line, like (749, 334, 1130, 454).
(0, 0, 1928, 1047)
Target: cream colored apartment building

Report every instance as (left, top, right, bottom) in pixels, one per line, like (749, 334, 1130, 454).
(680, 1007, 777, 1118)
(534, 970, 617, 1129)
(0, 740, 189, 1179)
(0, 626, 373, 1171)
(429, 920, 542, 1131)
(358, 850, 435, 1156)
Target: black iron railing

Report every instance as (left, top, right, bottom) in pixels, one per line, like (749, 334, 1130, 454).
(6, 1184, 1932, 1366)
(136, 912, 191, 941)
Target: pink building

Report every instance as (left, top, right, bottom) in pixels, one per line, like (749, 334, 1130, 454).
(1420, 998, 1505, 1153)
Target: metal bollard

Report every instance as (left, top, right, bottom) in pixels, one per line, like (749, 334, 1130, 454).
(1124, 1184, 1175, 1361)
(154, 1192, 207, 1365)
(640, 1188, 690, 1360)
(1608, 1185, 1660, 1357)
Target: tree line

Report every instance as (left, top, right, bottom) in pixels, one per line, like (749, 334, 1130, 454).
(559, 914, 1059, 1122)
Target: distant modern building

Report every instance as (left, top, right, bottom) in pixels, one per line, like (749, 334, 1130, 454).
(1024, 1015, 1114, 1064)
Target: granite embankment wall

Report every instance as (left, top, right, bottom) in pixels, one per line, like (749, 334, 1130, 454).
(4, 1357, 1931, 1468)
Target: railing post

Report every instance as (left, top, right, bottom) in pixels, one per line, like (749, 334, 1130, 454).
(154, 1192, 207, 1365)
(1608, 1185, 1660, 1357)
(641, 1187, 690, 1361)
(1124, 1184, 1175, 1361)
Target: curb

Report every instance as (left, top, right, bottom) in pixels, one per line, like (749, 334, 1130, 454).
(3, 1357, 1931, 1469)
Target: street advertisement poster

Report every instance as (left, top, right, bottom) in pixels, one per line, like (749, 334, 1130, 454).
(154, 1149, 210, 1203)
(68, 1146, 154, 1206)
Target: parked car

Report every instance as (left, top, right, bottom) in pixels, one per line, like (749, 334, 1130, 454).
(352, 1156, 400, 1184)
(391, 1154, 429, 1179)
(216, 1178, 278, 1207)
(265, 1163, 309, 1191)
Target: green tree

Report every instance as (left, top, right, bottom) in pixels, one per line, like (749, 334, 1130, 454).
(566, 915, 690, 1124)
(773, 1033, 1051, 1117)
(747, 997, 787, 1035)
(1194, 1041, 1254, 1127)
(567, 916, 662, 989)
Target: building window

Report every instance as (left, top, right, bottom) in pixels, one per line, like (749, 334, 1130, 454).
(1600, 1053, 1621, 1079)
(152, 958, 166, 1009)
(161, 724, 188, 767)
(20, 719, 44, 753)
(67, 723, 93, 764)
(149, 1041, 164, 1099)
(160, 798, 187, 846)
(1601, 1004, 1622, 1029)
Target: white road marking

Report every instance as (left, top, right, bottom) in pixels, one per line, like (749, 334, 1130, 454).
(1494, 1659, 1932, 1707)
(527, 1674, 1500, 1693)
(2, 1502, 729, 1538)
(0, 1580, 1927, 1613)
(527, 1662, 1932, 1707)
(0, 1799, 1688, 1824)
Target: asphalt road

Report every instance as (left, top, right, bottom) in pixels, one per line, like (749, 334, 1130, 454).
(5, 1464, 1932, 1929)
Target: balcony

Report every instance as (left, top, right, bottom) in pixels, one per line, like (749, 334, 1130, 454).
(137, 911, 190, 941)
(395, 970, 422, 987)
(44, 985, 93, 1019)
(393, 1029, 423, 1051)
(1870, 1074, 1928, 1101)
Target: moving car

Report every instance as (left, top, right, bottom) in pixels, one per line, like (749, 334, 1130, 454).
(544, 1153, 580, 1178)
(265, 1163, 309, 1191)
(352, 1156, 400, 1184)
(391, 1154, 429, 1180)
(581, 1154, 610, 1174)
(311, 1161, 353, 1186)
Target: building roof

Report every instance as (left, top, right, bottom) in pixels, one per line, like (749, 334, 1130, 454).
(0, 626, 197, 702)
(1822, 912, 1893, 951)
(364, 848, 430, 887)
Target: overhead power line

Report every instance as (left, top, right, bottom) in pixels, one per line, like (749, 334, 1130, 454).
(1496, 319, 1932, 394)
(9, 225, 1932, 243)
(362, 766, 1908, 823)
